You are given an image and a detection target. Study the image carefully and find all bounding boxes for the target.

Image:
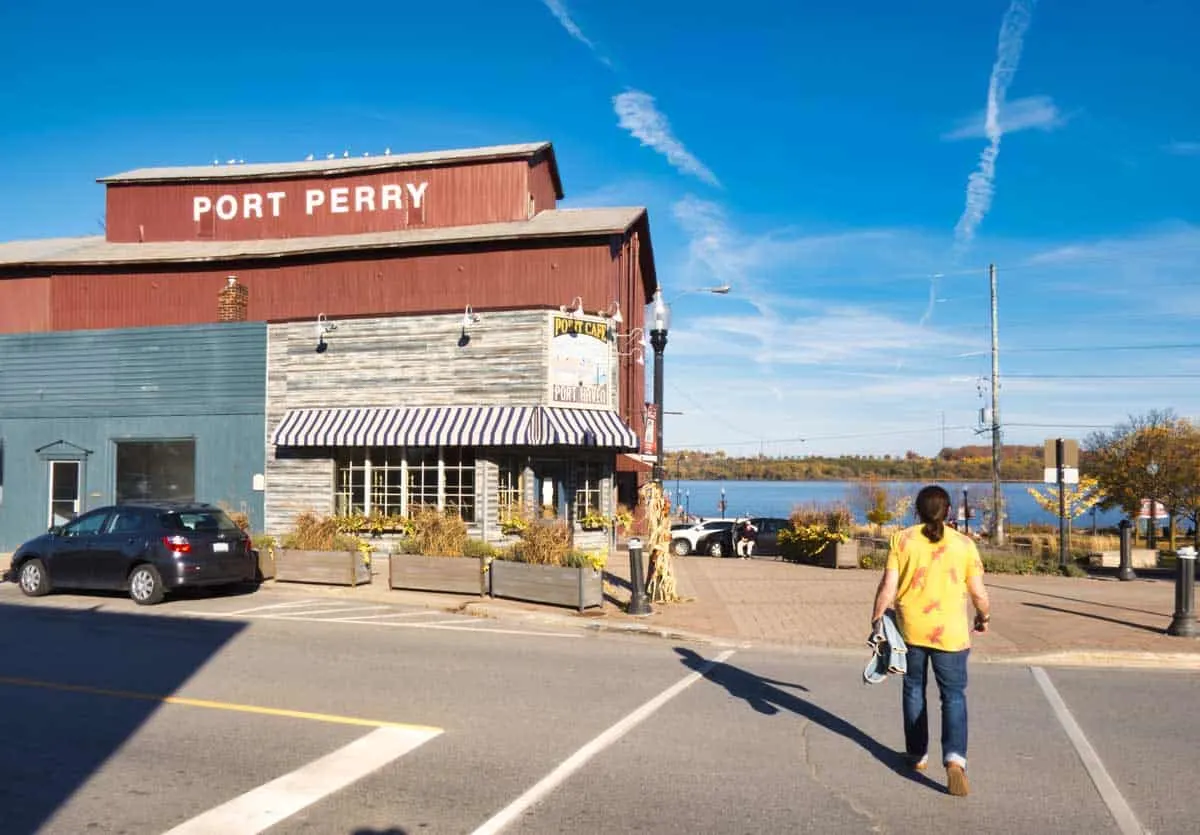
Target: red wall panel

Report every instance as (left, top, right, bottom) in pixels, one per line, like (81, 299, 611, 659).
(0, 276, 51, 333)
(528, 159, 559, 215)
(105, 160, 531, 243)
(45, 244, 621, 331)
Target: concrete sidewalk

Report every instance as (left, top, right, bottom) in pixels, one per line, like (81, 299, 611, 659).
(5, 550, 1198, 667)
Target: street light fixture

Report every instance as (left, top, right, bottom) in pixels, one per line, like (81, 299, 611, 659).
(650, 289, 671, 485)
(1147, 461, 1160, 549)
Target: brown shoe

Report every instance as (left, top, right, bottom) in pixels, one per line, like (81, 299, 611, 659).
(946, 763, 970, 797)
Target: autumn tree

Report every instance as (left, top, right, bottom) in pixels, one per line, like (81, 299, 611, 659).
(1085, 411, 1199, 544)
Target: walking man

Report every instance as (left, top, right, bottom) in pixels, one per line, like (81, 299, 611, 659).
(870, 485, 991, 796)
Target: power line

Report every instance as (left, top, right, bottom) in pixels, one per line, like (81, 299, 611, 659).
(957, 343, 1200, 357)
(1004, 373, 1200, 380)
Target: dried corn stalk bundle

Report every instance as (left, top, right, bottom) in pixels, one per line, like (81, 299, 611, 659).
(642, 481, 679, 603)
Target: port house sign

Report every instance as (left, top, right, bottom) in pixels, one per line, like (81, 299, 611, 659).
(548, 314, 611, 408)
(192, 182, 429, 222)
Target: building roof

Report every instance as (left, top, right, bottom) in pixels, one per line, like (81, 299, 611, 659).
(0, 207, 647, 268)
(99, 141, 564, 197)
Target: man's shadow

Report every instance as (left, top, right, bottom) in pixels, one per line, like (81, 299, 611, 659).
(676, 648, 946, 793)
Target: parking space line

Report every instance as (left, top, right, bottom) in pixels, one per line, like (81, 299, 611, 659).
(324, 611, 443, 622)
(0, 675, 443, 732)
(263, 605, 392, 619)
(178, 599, 325, 617)
(1031, 667, 1145, 835)
(162, 724, 441, 835)
(470, 648, 736, 835)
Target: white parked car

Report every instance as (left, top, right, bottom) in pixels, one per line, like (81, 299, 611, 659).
(670, 519, 740, 556)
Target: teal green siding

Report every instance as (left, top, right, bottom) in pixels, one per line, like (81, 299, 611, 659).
(0, 323, 266, 550)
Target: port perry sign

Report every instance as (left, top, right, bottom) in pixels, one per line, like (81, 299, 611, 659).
(192, 182, 429, 223)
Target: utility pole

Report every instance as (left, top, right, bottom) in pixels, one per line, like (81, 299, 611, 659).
(990, 263, 1005, 546)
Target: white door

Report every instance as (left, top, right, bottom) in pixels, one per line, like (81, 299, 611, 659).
(49, 460, 82, 527)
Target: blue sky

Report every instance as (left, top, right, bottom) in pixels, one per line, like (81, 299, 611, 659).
(2, 0, 1199, 456)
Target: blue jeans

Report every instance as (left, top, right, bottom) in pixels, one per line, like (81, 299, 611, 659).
(902, 645, 969, 767)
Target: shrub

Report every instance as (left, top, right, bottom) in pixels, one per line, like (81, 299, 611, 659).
(505, 520, 572, 566)
(280, 511, 361, 552)
(462, 538, 498, 559)
(409, 506, 469, 557)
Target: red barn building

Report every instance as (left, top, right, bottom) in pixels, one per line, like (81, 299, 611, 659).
(0, 142, 656, 552)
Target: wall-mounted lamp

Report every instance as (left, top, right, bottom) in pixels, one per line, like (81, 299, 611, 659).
(560, 296, 585, 319)
(315, 313, 337, 353)
(462, 305, 481, 329)
(600, 301, 623, 325)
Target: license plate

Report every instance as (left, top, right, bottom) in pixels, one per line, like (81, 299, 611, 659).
(212, 542, 230, 553)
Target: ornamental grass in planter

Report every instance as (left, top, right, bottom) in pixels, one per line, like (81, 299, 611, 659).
(779, 505, 857, 568)
(489, 520, 606, 611)
(389, 507, 489, 596)
(276, 511, 370, 586)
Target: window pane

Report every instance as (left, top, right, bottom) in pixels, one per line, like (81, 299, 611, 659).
(444, 448, 475, 523)
(335, 449, 366, 515)
(407, 448, 438, 512)
(116, 440, 195, 504)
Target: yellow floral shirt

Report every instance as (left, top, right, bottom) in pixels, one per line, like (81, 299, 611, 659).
(886, 524, 984, 651)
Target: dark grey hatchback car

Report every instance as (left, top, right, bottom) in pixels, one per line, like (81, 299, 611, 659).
(8, 502, 257, 605)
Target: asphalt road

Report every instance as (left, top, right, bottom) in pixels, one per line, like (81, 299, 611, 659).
(0, 583, 1194, 835)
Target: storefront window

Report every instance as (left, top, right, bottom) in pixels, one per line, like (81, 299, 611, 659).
(407, 448, 438, 512)
(443, 449, 476, 523)
(497, 457, 524, 516)
(573, 460, 603, 517)
(115, 439, 196, 504)
(335, 447, 474, 522)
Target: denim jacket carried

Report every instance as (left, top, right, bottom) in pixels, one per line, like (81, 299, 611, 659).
(864, 612, 908, 685)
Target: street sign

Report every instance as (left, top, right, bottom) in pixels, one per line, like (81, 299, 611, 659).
(1044, 438, 1079, 469)
(1044, 467, 1080, 485)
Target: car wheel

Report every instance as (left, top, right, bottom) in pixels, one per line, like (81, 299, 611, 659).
(708, 541, 724, 558)
(129, 564, 165, 606)
(672, 538, 691, 557)
(18, 559, 50, 597)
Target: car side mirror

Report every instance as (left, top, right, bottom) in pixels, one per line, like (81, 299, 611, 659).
(48, 525, 62, 536)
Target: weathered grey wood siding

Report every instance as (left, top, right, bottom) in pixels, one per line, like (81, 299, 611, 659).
(276, 309, 549, 409)
(265, 311, 548, 533)
(0, 323, 266, 550)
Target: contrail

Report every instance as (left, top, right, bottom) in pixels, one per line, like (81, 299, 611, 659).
(953, 0, 1036, 249)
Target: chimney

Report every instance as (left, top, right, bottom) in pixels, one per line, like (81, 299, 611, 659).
(217, 275, 249, 322)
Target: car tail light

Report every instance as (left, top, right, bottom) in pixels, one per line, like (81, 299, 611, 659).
(163, 535, 191, 554)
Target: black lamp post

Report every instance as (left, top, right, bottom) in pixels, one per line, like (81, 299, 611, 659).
(1147, 461, 1160, 550)
(650, 289, 670, 485)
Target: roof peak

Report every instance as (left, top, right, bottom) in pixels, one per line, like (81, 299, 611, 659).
(99, 141, 558, 187)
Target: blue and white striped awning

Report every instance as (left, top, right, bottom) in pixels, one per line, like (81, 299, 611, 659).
(271, 405, 637, 449)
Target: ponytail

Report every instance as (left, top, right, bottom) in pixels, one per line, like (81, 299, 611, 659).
(915, 485, 951, 544)
(921, 519, 945, 544)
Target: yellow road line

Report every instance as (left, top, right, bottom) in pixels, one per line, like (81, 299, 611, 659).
(0, 676, 442, 733)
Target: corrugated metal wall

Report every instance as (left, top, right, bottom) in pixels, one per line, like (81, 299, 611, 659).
(0, 276, 51, 333)
(104, 161, 531, 243)
(0, 323, 267, 549)
(527, 159, 559, 215)
(45, 243, 621, 330)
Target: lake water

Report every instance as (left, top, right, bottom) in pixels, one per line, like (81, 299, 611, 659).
(663, 479, 1126, 530)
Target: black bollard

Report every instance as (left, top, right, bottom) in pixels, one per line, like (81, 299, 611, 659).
(1166, 546, 1197, 637)
(626, 537, 653, 616)
(1117, 518, 1137, 581)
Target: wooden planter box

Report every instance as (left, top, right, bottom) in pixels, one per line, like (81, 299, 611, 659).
(274, 549, 370, 586)
(819, 541, 860, 569)
(389, 553, 486, 596)
(489, 561, 603, 612)
(254, 548, 276, 581)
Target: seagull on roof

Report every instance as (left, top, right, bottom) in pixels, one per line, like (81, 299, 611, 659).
(305, 153, 314, 161)
(326, 153, 335, 159)
(343, 150, 350, 158)
(384, 147, 391, 155)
